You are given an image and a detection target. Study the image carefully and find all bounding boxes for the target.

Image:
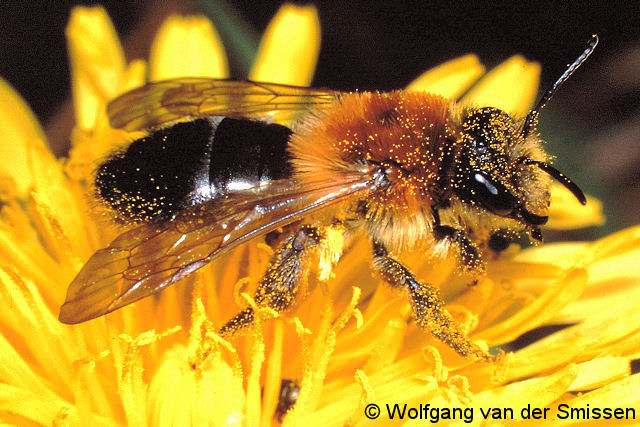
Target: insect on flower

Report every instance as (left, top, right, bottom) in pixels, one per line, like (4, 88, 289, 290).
(59, 36, 598, 359)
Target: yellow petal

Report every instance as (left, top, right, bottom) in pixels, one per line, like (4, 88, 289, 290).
(0, 223, 62, 299)
(0, 77, 47, 198)
(476, 266, 587, 344)
(249, 4, 320, 86)
(66, 57, 149, 181)
(150, 15, 228, 81)
(28, 143, 93, 266)
(553, 226, 640, 323)
(66, 6, 127, 130)
(0, 383, 83, 425)
(0, 267, 80, 397)
(515, 242, 588, 272)
(122, 59, 147, 92)
(148, 345, 244, 425)
(507, 300, 640, 382)
(549, 374, 640, 424)
(406, 54, 485, 99)
(472, 364, 577, 419)
(305, 352, 448, 425)
(569, 357, 631, 391)
(261, 320, 284, 425)
(462, 55, 540, 117)
(547, 182, 605, 229)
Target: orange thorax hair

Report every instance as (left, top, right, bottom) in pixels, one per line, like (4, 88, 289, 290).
(289, 91, 462, 250)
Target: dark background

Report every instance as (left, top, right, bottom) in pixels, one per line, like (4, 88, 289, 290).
(1, 0, 639, 235)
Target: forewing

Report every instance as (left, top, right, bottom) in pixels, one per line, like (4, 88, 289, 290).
(107, 78, 339, 131)
(59, 175, 374, 324)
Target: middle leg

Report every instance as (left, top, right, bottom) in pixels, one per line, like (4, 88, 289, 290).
(372, 241, 490, 360)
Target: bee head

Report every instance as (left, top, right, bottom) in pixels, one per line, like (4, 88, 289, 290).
(453, 35, 598, 232)
(453, 106, 554, 228)
(453, 105, 588, 233)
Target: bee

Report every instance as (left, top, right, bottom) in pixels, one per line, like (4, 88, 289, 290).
(59, 36, 598, 359)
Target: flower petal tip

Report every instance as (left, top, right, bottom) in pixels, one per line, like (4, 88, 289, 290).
(406, 54, 485, 99)
(463, 55, 541, 116)
(249, 4, 321, 86)
(150, 15, 229, 81)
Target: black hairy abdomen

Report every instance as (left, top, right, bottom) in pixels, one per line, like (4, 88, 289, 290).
(96, 117, 293, 222)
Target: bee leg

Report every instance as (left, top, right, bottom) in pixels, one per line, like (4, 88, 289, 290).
(433, 224, 482, 271)
(372, 241, 489, 360)
(431, 209, 481, 271)
(219, 226, 319, 336)
(488, 231, 511, 254)
(434, 224, 482, 285)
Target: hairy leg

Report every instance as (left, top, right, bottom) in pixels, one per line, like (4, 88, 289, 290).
(219, 226, 319, 336)
(372, 241, 490, 360)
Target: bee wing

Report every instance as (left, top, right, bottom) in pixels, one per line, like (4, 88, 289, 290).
(59, 174, 374, 324)
(107, 78, 340, 132)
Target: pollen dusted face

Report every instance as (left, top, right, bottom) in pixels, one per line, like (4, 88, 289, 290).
(453, 106, 552, 223)
(458, 107, 522, 188)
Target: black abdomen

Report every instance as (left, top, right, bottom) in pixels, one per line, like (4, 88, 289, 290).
(96, 117, 293, 221)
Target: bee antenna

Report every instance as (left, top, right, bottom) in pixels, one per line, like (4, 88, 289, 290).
(521, 35, 599, 139)
(522, 158, 587, 205)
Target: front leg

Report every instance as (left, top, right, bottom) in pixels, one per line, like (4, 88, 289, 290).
(372, 242, 489, 360)
(433, 224, 483, 272)
(219, 226, 320, 336)
(432, 209, 483, 272)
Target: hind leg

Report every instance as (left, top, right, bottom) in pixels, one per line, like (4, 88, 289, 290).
(219, 226, 319, 336)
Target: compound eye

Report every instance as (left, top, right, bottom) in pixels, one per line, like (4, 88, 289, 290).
(465, 170, 517, 216)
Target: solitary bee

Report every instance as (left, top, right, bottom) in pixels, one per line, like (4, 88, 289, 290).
(59, 36, 598, 359)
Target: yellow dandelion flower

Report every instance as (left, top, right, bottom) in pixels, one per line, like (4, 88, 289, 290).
(0, 4, 636, 427)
